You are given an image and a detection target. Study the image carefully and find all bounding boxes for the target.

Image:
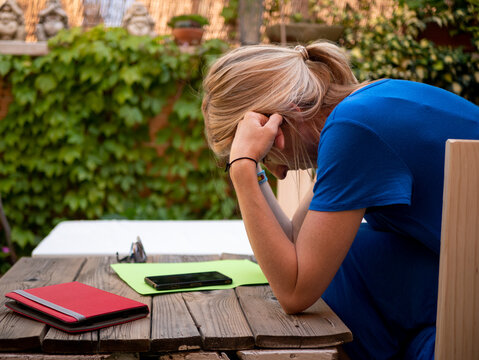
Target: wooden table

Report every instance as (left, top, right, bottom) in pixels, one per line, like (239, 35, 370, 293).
(0, 254, 352, 360)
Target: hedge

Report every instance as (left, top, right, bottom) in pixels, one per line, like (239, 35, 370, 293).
(0, 27, 235, 270)
(340, 0, 479, 104)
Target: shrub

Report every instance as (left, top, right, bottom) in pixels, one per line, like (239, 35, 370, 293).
(0, 27, 235, 264)
(339, 0, 479, 104)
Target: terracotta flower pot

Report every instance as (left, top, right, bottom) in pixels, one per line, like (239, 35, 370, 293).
(266, 23, 344, 44)
(172, 28, 204, 46)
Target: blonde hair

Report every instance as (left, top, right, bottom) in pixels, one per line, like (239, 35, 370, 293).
(202, 41, 364, 169)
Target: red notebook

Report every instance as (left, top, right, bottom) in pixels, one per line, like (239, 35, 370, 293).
(5, 282, 149, 333)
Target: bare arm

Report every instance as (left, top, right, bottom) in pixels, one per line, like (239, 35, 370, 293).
(291, 181, 314, 242)
(258, 165, 316, 242)
(231, 160, 364, 313)
(228, 112, 364, 314)
(257, 164, 294, 240)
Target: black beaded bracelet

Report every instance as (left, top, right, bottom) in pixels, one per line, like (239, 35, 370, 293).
(225, 157, 258, 172)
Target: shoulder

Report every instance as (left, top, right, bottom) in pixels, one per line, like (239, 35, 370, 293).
(336, 79, 478, 113)
(326, 79, 479, 136)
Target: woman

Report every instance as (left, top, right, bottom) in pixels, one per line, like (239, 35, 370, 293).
(201, 42, 479, 359)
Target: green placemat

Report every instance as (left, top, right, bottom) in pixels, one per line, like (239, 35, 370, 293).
(111, 259, 268, 295)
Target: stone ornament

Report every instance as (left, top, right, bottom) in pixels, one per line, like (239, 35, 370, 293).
(0, 0, 25, 41)
(122, 1, 156, 37)
(82, 2, 103, 30)
(36, 0, 69, 41)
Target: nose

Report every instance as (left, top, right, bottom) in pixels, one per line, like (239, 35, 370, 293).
(264, 164, 289, 180)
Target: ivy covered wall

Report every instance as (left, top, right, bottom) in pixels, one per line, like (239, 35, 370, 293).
(0, 27, 235, 266)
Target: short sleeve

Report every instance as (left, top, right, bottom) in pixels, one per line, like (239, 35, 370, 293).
(310, 120, 414, 212)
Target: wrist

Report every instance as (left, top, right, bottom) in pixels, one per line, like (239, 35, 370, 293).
(225, 156, 258, 173)
(229, 158, 258, 184)
(257, 169, 268, 185)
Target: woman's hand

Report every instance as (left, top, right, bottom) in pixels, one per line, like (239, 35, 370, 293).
(229, 112, 283, 162)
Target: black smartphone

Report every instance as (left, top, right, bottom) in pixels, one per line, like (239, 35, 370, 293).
(144, 271, 233, 291)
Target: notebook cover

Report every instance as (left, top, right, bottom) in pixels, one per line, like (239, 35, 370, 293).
(4, 281, 149, 333)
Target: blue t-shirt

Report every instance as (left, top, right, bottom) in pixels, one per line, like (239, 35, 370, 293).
(309, 79, 479, 254)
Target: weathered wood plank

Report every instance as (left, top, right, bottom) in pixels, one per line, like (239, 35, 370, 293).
(0, 41, 49, 56)
(0, 257, 85, 352)
(152, 254, 254, 351)
(0, 257, 85, 286)
(83, 257, 151, 353)
(220, 253, 256, 263)
(237, 348, 338, 360)
(0, 355, 113, 360)
(159, 352, 230, 360)
(182, 289, 254, 350)
(150, 291, 202, 352)
(436, 140, 479, 360)
(42, 327, 98, 354)
(0, 298, 47, 353)
(236, 286, 352, 348)
(153, 255, 221, 263)
(149, 255, 218, 352)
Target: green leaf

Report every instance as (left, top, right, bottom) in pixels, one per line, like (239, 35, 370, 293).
(35, 74, 57, 94)
(86, 92, 105, 113)
(173, 98, 202, 121)
(0, 57, 11, 76)
(59, 147, 81, 164)
(80, 65, 103, 84)
(120, 66, 142, 85)
(14, 85, 36, 105)
(113, 85, 133, 104)
(156, 127, 172, 144)
(118, 105, 143, 126)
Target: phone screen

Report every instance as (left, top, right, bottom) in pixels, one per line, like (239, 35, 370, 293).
(144, 271, 233, 291)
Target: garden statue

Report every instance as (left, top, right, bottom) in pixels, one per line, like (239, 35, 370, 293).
(36, 0, 69, 41)
(122, 1, 157, 37)
(0, 0, 25, 41)
(82, 2, 103, 30)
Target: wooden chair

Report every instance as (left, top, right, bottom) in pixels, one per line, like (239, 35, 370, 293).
(436, 139, 479, 359)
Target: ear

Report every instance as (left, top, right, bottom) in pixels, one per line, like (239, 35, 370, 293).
(274, 126, 285, 150)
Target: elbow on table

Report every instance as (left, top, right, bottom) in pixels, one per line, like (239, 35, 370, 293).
(277, 293, 317, 315)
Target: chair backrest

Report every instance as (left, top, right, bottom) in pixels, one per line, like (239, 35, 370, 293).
(277, 170, 314, 219)
(436, 139, 479, 359)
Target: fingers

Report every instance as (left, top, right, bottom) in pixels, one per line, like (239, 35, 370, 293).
(241, 112, 284, 148)
(230, 111, 285, 163)
(265, 113, 283, 131)
(243, 111, 282, 129)
(243, 111, 268, 126)
(274, 127, 285, 150)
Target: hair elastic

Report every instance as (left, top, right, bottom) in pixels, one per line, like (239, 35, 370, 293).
(225, 157, 258, 172)
(294, 45, 309, 61)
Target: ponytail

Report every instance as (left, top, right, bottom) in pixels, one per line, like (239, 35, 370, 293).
(306, 42, 358, 85)
(304, 41, 363, 112)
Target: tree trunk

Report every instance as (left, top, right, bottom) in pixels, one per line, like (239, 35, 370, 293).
(239, 0, 264, 45)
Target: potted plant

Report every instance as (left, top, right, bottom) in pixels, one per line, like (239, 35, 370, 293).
(168, 14, 209, 46)
(266, 12, 344, 44)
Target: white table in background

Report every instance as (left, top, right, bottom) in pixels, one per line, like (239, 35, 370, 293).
(32, 220, 253, 257)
